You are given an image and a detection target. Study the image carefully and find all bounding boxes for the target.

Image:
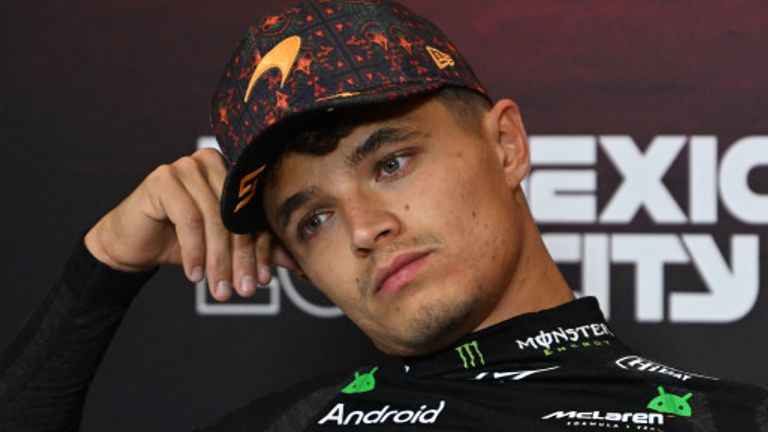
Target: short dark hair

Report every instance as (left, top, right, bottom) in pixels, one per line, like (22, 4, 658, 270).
(264, 87, 490, 177)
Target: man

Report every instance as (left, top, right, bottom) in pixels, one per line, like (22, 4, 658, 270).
(1, 0, 766, 430)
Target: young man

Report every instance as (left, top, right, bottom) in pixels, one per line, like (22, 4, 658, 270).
(1, 0, 766, 430)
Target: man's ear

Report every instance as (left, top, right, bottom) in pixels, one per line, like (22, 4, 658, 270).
(485, 98, 530, 188)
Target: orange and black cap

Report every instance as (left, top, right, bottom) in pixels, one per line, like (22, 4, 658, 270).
(211, 0, 488, 234)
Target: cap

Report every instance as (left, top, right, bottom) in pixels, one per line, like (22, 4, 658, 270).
(211, 0, 488, 234)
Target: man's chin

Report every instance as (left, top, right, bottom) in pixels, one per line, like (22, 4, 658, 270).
(370, 293, 483, 357)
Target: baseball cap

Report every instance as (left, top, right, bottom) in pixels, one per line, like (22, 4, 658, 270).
(211, 0, 489, 234)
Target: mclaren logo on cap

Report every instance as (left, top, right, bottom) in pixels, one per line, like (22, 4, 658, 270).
(243, 35, 302, 103)
(235, 164, 266, 213)
(426, 46, 454, 69)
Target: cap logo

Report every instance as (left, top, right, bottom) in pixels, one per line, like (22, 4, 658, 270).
(243, 35, 302, 103)
(426, 46, 454, 69)
(234, 164, 266, 213)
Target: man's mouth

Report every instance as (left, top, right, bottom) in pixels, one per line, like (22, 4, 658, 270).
(373, 250, 432, 295)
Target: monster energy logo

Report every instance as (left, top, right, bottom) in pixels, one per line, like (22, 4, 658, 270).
(455, 340, 485, 369)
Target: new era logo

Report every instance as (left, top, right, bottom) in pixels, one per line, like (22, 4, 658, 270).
(426, 46, 454, 69)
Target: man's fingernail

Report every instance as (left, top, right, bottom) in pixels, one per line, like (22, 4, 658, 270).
(258, 266, 272, 284)
(241, 275, 255, 295)
(215, 280, 232, 299)
(189, 266, 204, 282)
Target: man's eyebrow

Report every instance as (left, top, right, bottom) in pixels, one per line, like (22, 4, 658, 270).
(344, 126, 428, 167)
(276, 186, 318, 232)
(275, 127, 427, 232)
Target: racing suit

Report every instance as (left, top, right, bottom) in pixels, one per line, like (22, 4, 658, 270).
(1, 238, 767, 431)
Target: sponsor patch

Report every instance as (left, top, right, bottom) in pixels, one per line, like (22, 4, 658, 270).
(317, 401, 445, 426)
(615, 355, 717, 382)
(542, 410, 664, 431)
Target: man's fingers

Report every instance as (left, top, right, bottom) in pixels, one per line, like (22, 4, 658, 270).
(171, 156, 233, 302)
(87, 147, 246, 302)
(192, 147, 229, 199)
(150, 165, 206, 281)
(158, 149, 275, 301)
(271, 241, 304, 277)
(232, 233, 257, 297)
(255, 232, 274, 285)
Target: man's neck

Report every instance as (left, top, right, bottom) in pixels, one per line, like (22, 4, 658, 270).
(473, 202, 575, 331)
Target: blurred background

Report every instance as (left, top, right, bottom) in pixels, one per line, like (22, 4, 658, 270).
(1, 0, 766, 430)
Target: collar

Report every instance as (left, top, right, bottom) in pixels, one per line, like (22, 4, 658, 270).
(402, 297, 621, 379)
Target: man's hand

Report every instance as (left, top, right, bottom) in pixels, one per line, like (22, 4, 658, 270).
(84, 148, 298, 301)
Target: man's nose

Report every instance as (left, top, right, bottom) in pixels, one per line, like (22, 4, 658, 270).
(346, 204, 401, 257)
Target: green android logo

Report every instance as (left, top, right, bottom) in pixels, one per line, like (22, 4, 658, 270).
(341, 366, 379, 394)
(647, 386, 693, 417)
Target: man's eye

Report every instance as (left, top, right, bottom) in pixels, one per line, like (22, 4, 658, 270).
(299, 211, 330, 239)
(376, 154, 409, 179)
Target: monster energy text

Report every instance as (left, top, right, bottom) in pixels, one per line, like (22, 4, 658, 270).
(516, 323, 614, 351)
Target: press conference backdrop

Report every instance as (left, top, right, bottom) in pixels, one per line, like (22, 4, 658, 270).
(1, 1, 766, 430)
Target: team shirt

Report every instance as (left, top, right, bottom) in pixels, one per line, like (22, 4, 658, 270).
(1, 239, 767, 431)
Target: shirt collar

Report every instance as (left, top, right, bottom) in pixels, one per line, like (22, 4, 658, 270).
(401, 297, 621, 379)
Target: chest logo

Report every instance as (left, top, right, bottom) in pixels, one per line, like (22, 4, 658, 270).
(474, 365, 560, 381)
(455, 340, 485, 369)
(341, 366, 378, 394)
(647, 386, 693, 417)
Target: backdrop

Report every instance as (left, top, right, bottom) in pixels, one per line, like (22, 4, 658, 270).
(1, 1, 766, 430)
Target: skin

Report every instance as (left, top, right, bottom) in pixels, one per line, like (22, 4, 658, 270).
(84, 94, 574, 357)
(84, 147, 303, 303)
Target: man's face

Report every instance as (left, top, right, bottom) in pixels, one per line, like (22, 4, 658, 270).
(263, 96, 528, 356)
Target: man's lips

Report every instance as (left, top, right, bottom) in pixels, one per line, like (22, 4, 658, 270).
(373, 250, 432, 295)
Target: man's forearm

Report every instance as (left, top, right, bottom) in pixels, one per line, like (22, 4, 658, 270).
(0, 237, 155, 431)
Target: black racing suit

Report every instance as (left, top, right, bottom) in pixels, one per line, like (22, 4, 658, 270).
(1, 238, 767, 431)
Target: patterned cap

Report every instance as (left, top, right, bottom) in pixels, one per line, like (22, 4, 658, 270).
(212, 0, 488, 233)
